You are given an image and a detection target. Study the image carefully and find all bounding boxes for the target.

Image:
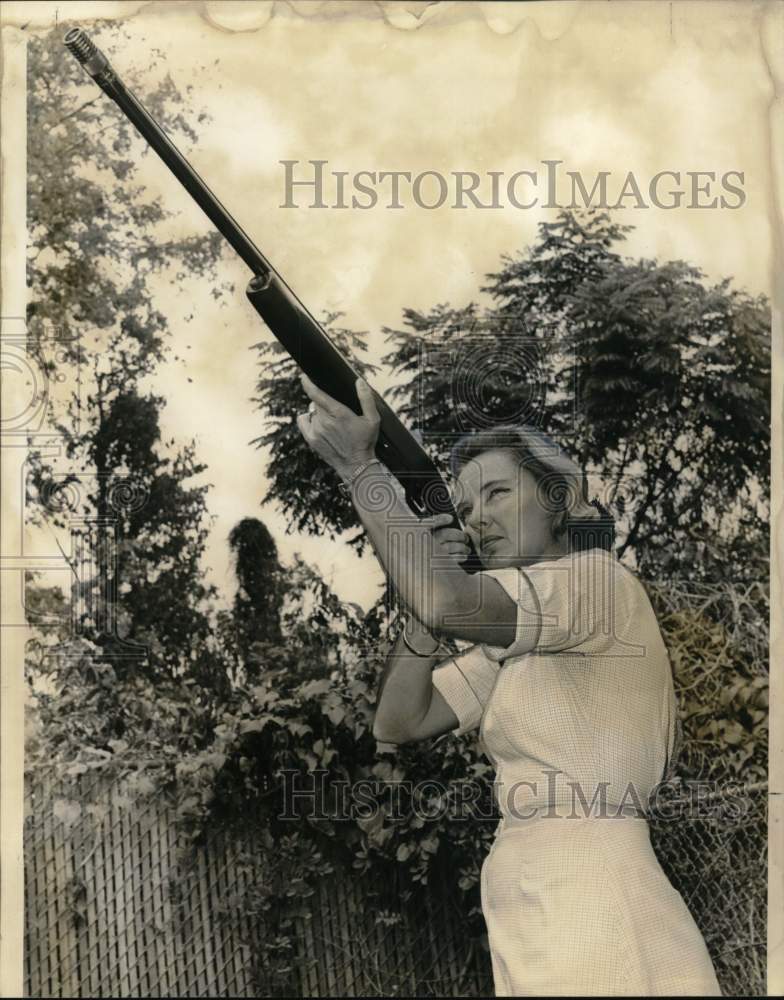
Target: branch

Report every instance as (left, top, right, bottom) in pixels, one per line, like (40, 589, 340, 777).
(618, 445, 661, 558)
(610, 439, 633, 502)
(47, 521, 80, 586)
(54, 96, 103, 129)
(59, 120, 124, 160)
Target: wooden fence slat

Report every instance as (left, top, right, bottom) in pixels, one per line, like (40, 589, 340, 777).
(194, 847, 214, 995)
(158, 803, 178, 996)
(136, 806, 158, 996)
(71, 783, 95, 999)
(142, 803, 168, 997)
(122, 788, 143, 997)
(114, 789, 132, 997)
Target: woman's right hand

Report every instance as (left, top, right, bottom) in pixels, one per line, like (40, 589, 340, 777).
(426, 512, 473, 563)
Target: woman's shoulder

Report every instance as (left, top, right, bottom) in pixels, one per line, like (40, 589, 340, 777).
(476, 546, 651, 660)
(568, 547, 650, 611)
(517, 546, 638, 586)
(477, 547, 649, 627)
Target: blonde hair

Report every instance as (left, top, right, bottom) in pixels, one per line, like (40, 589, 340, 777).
(449, 424, 615, 552)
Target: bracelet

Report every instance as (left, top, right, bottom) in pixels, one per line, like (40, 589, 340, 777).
(402, 617, 442, 657)
(338, 457, 384, 496)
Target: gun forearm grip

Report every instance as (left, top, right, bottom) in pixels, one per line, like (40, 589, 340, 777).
(246, 275, 482, 573)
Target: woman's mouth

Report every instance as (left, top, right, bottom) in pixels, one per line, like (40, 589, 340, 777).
(481, 535, 504, 551)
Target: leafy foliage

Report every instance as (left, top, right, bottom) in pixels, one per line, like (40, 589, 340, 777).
(646, 580, 768, 786)
(26, 26, 231, 685)
(225, 518, 286, 680)
(251, 316, 377, 549)
(253, 210, 769, 584)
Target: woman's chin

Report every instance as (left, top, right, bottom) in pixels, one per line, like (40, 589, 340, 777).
(480, 552, 519, 570)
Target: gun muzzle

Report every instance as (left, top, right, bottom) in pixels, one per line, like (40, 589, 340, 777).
(64, 28, 111, 77)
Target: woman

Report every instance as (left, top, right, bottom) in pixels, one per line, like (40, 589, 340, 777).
(297, 375, 722, 997)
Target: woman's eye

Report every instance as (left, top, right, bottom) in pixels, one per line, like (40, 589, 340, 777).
(488, 487, 509, 500)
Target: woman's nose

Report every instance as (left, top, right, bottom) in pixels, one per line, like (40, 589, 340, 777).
(466, 506, 487, 531)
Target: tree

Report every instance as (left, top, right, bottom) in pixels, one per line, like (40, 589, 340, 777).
(251, 316, 377, 549)
(382, 211, 770, 583)
(225, 517, 285, 681)
(253, 210, 769, 583)
(25, 26, 231, 688)
(482, 212, 769, 581)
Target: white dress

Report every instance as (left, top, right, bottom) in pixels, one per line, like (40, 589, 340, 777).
(431, 546, 722, 997)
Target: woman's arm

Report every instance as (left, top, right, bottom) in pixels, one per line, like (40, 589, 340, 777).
(345, 460, 519, 646)
(372, 617, 460, 743)
(297, 376, 520, 647)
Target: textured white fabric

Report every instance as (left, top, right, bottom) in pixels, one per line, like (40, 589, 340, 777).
(432, 644, 500, 736)
(480, 545, 643, 658)
(431, 547, 721, 996)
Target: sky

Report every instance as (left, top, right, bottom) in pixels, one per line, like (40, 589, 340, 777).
(14, 0, 779, 612)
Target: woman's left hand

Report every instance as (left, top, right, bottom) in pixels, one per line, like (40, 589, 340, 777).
(297, 374, 380, 477)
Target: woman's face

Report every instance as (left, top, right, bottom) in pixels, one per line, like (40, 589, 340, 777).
(454, 449, 567, 568)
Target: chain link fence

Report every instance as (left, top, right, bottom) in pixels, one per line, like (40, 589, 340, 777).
(24, 768, 767, 997)
(24, 572, 768, 996)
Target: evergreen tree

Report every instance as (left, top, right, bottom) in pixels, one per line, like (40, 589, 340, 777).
(227, 518, 284, 677)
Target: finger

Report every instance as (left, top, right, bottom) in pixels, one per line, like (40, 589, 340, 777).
(434, 529, 470, 544)
(442, 543, 470, 557)
(437, 531, 470, 547)
(438, 534, 470, 548)
(296, 412, 315, 443)
(423, 513, 455, 529)
(300, 374, 349, 420)
(355, 378, 380, 422)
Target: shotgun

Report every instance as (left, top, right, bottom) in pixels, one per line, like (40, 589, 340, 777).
(63, 27, 480, 568)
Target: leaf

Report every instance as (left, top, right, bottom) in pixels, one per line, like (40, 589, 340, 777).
(129, 774, 156, 797)
(299, 679, 332, 699)
(396, 843, 413, 862)
(325, 705, 346, 726)
(357, 811, 384, 838)
(86, 803, 109, 824)
(240, 717, 271, 735)
(721, 721, 746, 746)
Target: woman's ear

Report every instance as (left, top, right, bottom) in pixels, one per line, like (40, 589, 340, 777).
(551, 509, 569, 540)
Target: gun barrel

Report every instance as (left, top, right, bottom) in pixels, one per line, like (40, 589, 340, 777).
(63, 28, 476, 556)
(64, 27, 272, 278)
(63, 28, 96, 64)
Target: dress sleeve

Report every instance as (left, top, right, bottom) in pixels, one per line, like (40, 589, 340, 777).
(431, 643, 501, 736)
(479, 548, 635, 661)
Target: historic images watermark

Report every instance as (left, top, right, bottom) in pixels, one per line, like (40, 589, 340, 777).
(280, 160, 747, 211)
(279, 768, 753, 824)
